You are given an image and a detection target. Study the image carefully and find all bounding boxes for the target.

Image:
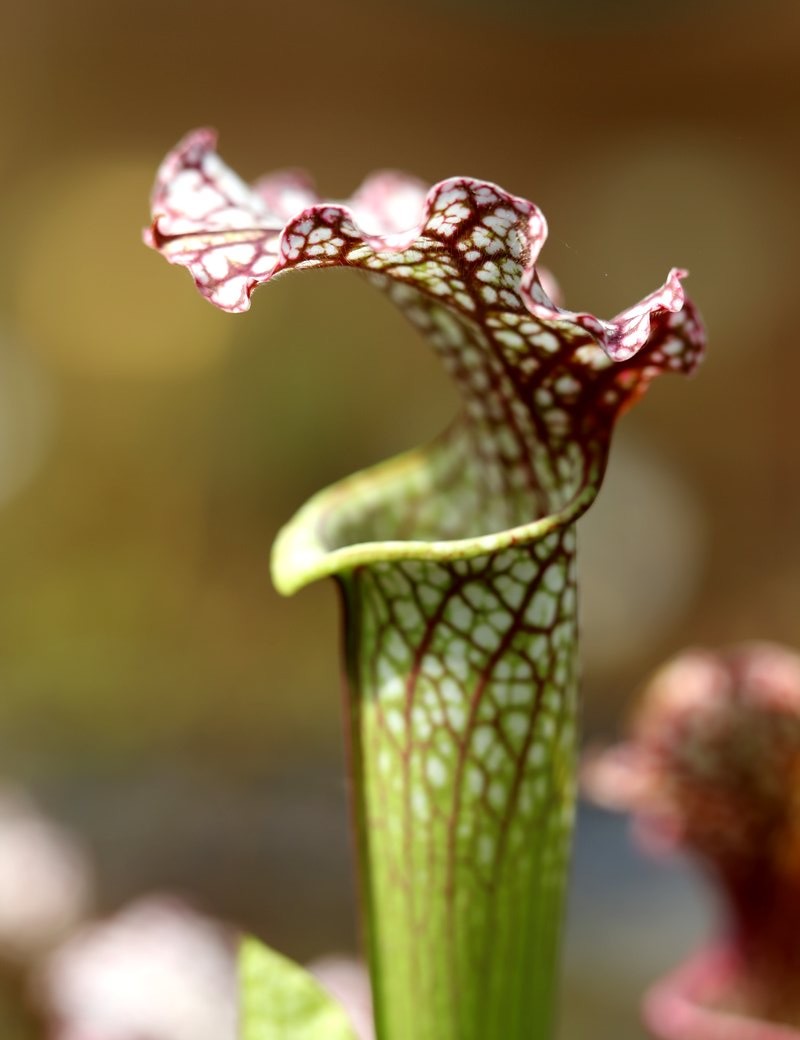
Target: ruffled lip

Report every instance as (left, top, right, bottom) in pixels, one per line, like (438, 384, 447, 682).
(145, 128, 689, 363)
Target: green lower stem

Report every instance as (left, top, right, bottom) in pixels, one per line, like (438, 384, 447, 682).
(339, 526, 579, 1040)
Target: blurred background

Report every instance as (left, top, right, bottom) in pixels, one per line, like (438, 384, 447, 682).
(0, 0, 797, 1035)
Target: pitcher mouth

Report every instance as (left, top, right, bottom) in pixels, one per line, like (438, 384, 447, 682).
(270, 439, 603, 595)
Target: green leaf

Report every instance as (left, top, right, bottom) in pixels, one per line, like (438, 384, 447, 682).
(239, 937, 361, 1040)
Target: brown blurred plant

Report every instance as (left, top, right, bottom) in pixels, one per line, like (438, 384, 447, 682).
(583, 643, 800, 1039)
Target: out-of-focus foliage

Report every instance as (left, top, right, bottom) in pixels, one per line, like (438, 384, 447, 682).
(240, 938, 358, 1040)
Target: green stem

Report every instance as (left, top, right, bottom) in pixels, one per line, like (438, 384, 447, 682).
(340, 527, 578, 1040)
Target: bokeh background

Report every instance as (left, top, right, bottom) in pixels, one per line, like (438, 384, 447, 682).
(0, 0, 798, 1035)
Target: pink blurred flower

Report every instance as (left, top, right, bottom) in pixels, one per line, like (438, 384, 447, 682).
(0, 788, 92, 965)
(36, 896, 238, 1040)
(584, 643, 800, 1038)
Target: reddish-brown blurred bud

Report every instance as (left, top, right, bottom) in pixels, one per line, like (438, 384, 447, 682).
(584, 643, 800, 1037)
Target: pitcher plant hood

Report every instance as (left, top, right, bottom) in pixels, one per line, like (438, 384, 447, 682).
(145, 129, 704, 594)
